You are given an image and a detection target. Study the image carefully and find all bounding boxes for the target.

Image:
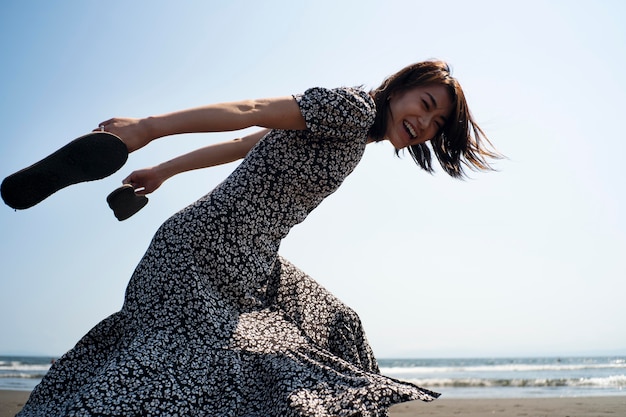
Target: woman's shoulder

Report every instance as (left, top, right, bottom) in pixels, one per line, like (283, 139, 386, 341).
(299, 86, 374, 111)
(294, 87, 376, 135)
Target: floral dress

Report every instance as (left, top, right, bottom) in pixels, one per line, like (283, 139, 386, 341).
(18, 87, 439, 417)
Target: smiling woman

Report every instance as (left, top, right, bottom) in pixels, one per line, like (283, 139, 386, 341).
(385, 84, 453, 149)
(369, 60, 501, 177)
(4, 59, 501, 417)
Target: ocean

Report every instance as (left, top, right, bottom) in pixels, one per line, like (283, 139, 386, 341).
(1, 355, 624, 398)
(379, 356, 626, 398)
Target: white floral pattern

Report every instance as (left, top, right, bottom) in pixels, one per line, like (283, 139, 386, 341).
(18, 87, 439, 417)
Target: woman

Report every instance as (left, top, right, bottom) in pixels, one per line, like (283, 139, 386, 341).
(13, 60, 499, 417)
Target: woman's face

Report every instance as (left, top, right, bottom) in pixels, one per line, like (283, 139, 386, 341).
(385, 84, 453, 150)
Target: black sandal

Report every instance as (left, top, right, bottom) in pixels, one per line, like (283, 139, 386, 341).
(107, 184, 148, 221)
(1, 132, 128, 210)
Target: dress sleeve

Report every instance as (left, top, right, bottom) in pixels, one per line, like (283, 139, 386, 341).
(293, 87, 376, 140)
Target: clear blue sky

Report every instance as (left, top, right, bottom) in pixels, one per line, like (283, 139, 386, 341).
(1, 0, 624, 358)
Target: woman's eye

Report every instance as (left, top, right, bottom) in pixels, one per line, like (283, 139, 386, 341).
(422, 99, 430, 110)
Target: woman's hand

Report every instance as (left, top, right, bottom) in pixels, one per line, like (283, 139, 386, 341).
(122, 166, 166, 195)
(94, 117, 153, 153)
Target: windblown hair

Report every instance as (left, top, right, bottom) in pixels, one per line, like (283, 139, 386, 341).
(369, 60, 502, 178)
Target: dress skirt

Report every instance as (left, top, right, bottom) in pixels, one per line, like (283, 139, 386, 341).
(17, 220, 439, 416)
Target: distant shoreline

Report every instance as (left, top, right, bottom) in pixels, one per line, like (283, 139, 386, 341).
(2, 391, 624, 417)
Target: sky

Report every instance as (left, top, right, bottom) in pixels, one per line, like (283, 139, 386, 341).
(1, 0, 624, 359)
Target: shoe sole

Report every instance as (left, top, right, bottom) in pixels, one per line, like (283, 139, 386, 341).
(1, 132, 128, 210)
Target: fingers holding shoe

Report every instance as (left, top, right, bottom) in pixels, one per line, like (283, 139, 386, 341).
(122, 167, 165, 196)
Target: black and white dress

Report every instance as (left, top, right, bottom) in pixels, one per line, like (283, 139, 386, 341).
(18, 87, 439, 417)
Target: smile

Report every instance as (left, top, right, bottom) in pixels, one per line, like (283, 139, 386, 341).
(403, 121, 417, 140)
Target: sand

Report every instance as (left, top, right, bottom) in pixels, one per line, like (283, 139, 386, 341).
(0, 391, 29, 417)
(390, 396, 626, 416)
(1, 390, 624, 416)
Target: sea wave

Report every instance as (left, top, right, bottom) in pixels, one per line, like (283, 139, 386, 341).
(0, 372, 48, 380)
(0, 361, 51, 372)
(397, 375, 626, 388)
(379, 361, 626, 375)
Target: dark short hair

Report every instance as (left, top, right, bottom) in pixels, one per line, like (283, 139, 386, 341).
(369, 60, 501, 178)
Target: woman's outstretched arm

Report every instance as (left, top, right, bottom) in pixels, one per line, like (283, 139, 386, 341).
(123, 129, 269, 195)
(99, 97, 306, 153)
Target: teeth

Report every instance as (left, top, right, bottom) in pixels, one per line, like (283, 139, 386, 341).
(403, 121, 417, 139)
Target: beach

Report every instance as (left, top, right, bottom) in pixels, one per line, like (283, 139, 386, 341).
(1, 391, 624, 417)
(0, 391, 28, 417)
(390, 396, 626, 416)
